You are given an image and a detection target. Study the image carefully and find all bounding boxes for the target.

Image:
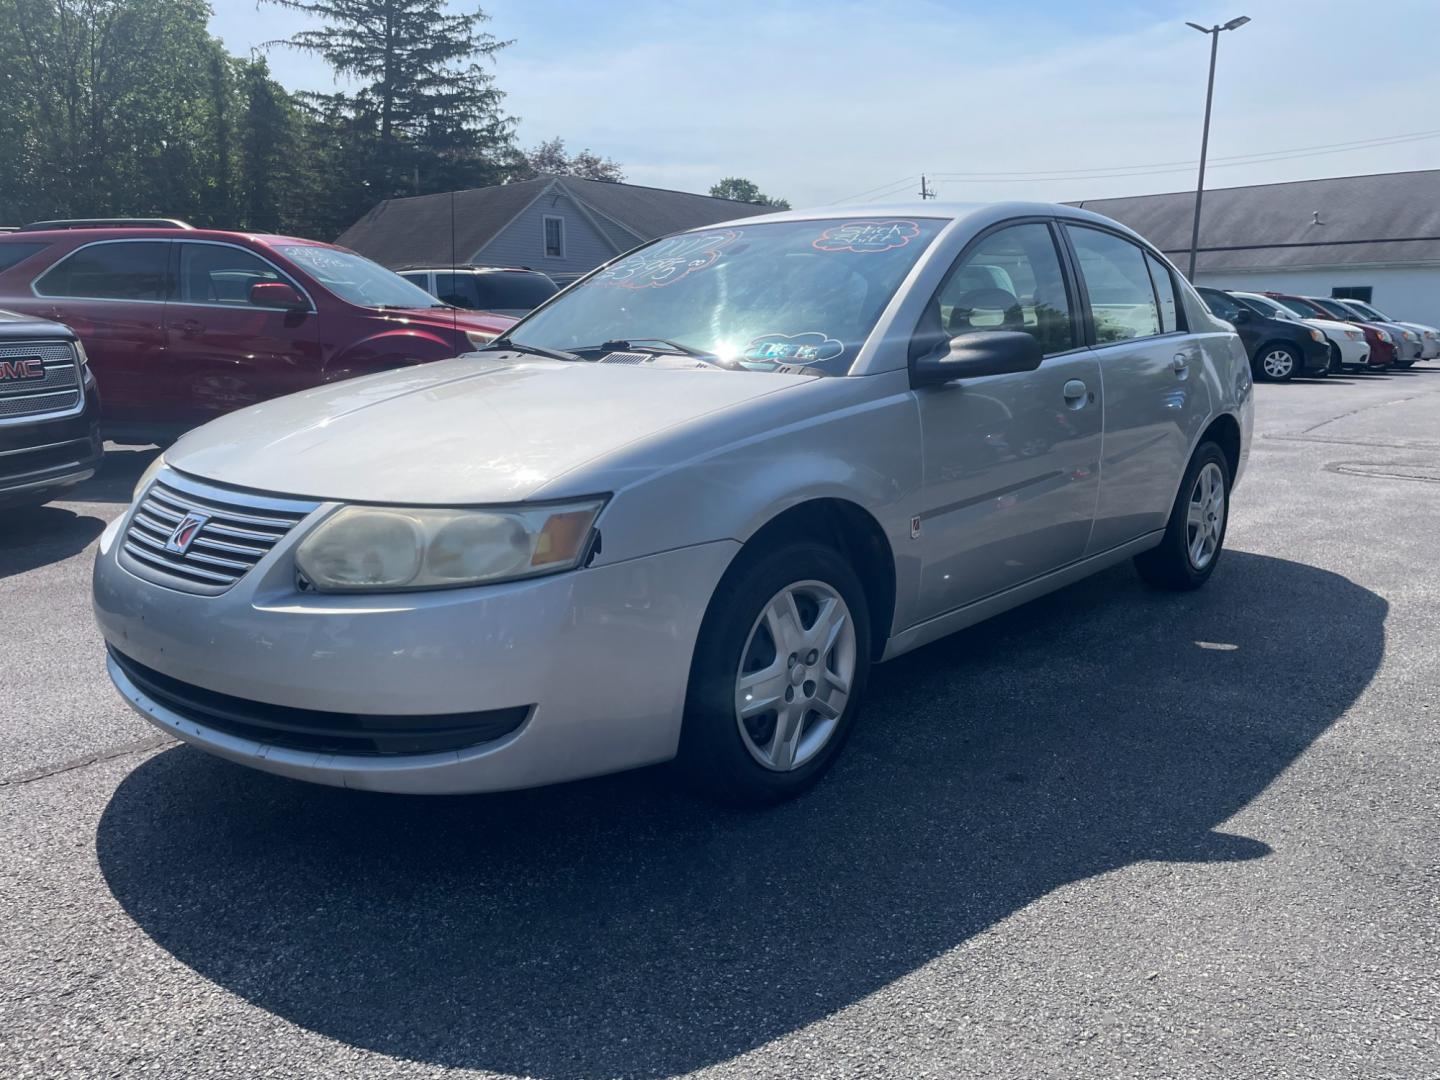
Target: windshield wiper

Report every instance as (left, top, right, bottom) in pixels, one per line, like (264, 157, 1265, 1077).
(594, 338, 715, 360)
(481, 339, 577, 362)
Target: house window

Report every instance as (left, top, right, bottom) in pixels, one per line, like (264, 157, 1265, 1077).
(1331, 286, 1373, 303)
(543, 215, 565, 259)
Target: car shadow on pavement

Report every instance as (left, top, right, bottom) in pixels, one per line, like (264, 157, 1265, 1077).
(0, 504, 105, 579)
(96, 551, 1385, 1079)
(73, 444, 161, 505)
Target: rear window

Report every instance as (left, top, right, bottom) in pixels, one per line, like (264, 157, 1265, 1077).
(471, 272, 557, 313)
(34, 241, 168, 301)
(0, 242, 50, 273)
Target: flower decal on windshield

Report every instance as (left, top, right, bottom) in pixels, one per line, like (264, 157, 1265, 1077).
(813, 220, 921, 254)
(597, 230, 740, 289)
(743, 331, 845, 365)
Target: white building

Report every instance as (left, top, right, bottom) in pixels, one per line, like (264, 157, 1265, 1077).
(1071, 169, 1440, 326)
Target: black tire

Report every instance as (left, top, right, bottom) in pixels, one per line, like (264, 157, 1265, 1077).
(678, 540, 871, 806)
(1254, 343, 1300, 382)
(1326, 341, 1343, 374)
(1133, 442, 1230, 591)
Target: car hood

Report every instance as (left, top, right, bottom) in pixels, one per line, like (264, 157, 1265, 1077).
(1297, 317, 1358, 337)
(165, 354, 808, 504)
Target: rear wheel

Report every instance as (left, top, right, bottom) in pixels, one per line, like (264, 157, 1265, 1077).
(1133, 442, 1230, 591)
(1255, 345, 1298, 382)
(678, 541, 871, 806)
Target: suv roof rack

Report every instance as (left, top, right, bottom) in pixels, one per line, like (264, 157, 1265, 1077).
(18, 217, 195, 232)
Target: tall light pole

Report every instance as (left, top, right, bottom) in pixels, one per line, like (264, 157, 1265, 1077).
(1185, 15, 1250, 280)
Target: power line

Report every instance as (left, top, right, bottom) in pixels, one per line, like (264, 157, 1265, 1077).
(833, 174, 919, 204)
(928, 128, 1440, 183)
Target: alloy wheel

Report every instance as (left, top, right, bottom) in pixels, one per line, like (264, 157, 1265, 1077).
(734, 580, 856, 771)
(1261, 348, 1295, 379)
(1186, 462, 1225, 570)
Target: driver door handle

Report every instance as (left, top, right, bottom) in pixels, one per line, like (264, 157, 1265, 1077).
(1063, 378, 1089, 408)
(1172, 353, 1190, 373)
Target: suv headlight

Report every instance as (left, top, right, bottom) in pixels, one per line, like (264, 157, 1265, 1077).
(74, 339, 90, 366)
(294, 499, 606, 592)
(465, 330, 497, 349)
(133, 454, 166, 502)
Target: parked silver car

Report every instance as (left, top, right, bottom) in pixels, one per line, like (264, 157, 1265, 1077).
(94, 203, 1253, 804)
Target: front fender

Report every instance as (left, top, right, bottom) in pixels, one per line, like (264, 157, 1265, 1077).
(536, 369, 927, 635)
(324, 328, 462, 381)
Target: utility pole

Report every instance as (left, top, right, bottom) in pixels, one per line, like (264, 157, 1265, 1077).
(918, 175, 935, 200)
(1185, 15, 1251, 280)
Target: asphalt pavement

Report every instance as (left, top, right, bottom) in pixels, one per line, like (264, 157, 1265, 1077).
(2, 367, 1438, 1079)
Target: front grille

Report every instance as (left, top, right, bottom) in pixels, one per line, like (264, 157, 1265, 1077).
(110, 646, 532, 756)
(120, 472, 318, 595)
(0, 340, 81, 421)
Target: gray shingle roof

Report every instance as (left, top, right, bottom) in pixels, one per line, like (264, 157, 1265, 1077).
(335, 175, 769, 268)
(1069, 169, 1440, 271)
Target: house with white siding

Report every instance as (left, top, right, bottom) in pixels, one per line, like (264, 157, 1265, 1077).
(336, 175, 770, 281)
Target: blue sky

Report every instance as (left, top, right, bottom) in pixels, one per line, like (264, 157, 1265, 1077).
(208, 0, 1440, 208)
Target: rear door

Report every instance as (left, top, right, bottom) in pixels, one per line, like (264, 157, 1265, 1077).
(1061, 224, 1208, 553)
(164, 241, 321, 426)
(912, 219, 1103, 622)
(29, 239, 170, 426)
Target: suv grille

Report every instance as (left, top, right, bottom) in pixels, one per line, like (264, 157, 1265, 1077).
(120, 472, 319, 595)
(0, 341, 81, 421)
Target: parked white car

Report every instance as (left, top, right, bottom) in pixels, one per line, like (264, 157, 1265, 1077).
(1229, 291, 1369, 370)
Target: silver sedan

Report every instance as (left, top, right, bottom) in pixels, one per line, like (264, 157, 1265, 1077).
(94, 202, 1253, 804)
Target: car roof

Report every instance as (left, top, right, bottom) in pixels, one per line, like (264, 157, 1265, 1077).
(693, 200, 1136, 231)
(397, 265, 549, 275)
(0, 226, 330, 247)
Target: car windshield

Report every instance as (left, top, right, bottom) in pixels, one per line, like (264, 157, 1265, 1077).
(1345, 301, 1387, 320)
(1312, 298, 1359, 320)
(1238, 295, 1289, 318)
(503, 217, 947, 375)
(275, 245, 443, 309)
(1280, 296, 1330, 319)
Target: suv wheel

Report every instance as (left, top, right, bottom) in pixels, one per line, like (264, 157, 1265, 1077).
(679, 541, 871, 805)
(1256, 345, 1298, 381)
(1133, 442, 1230, 591)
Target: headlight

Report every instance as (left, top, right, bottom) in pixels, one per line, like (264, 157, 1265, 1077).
(1309, 328, 1324, 342)
(465, 331, 496, 349)
(1403, 331, 1417, 341)
(133, 454, 166, 502)
(74, 339, 90, 366)
(294, 499, 606, 592)
(1377, 329, 1392, 343)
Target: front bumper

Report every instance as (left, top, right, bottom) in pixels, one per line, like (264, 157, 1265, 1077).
(94, 498, 738, 793)
(1300, 337, 1331, 374)
(0, 370, 102, 503)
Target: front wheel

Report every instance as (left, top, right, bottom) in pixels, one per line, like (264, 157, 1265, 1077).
(1255, 345, 1298, 382)
(678, 541, 871, 805)
(1133, 442, 1230, 590)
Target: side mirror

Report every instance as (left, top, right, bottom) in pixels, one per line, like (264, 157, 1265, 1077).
(1231, 308, 1252, 323)
(911, 330, 1043, 388)
(249, 281, 308, 310)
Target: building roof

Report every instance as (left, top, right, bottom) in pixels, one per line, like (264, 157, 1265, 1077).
(335, 175, 771, 268)
(1070, 169, 1440, 272)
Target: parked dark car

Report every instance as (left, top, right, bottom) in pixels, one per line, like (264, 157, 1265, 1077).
(1195, 287, 1330, 381)
(0, 219, 514, 443)
(395, 266, 559, 318)
(0, 308, 102, 509)
(1263, 292, 1398, 370)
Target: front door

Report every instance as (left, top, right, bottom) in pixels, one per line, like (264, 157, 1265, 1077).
(1061, 225, 1207, 553)
(164, 241, 321, 426)
(913, 220, 1103, 623)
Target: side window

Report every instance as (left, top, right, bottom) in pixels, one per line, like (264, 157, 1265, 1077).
(1065, 226, 1160, 343)
(1146, 252, 1180, 333)
(924, 222, 1076, 358)
(176, 243, 287, 306)
(434, 272, 480, 308)
(35, 241, 168, 301)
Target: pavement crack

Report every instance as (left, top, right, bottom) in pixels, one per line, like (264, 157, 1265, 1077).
(0, 735, 177, 788)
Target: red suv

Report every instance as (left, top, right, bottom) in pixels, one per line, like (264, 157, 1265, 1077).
(0, 219, 514, 442)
